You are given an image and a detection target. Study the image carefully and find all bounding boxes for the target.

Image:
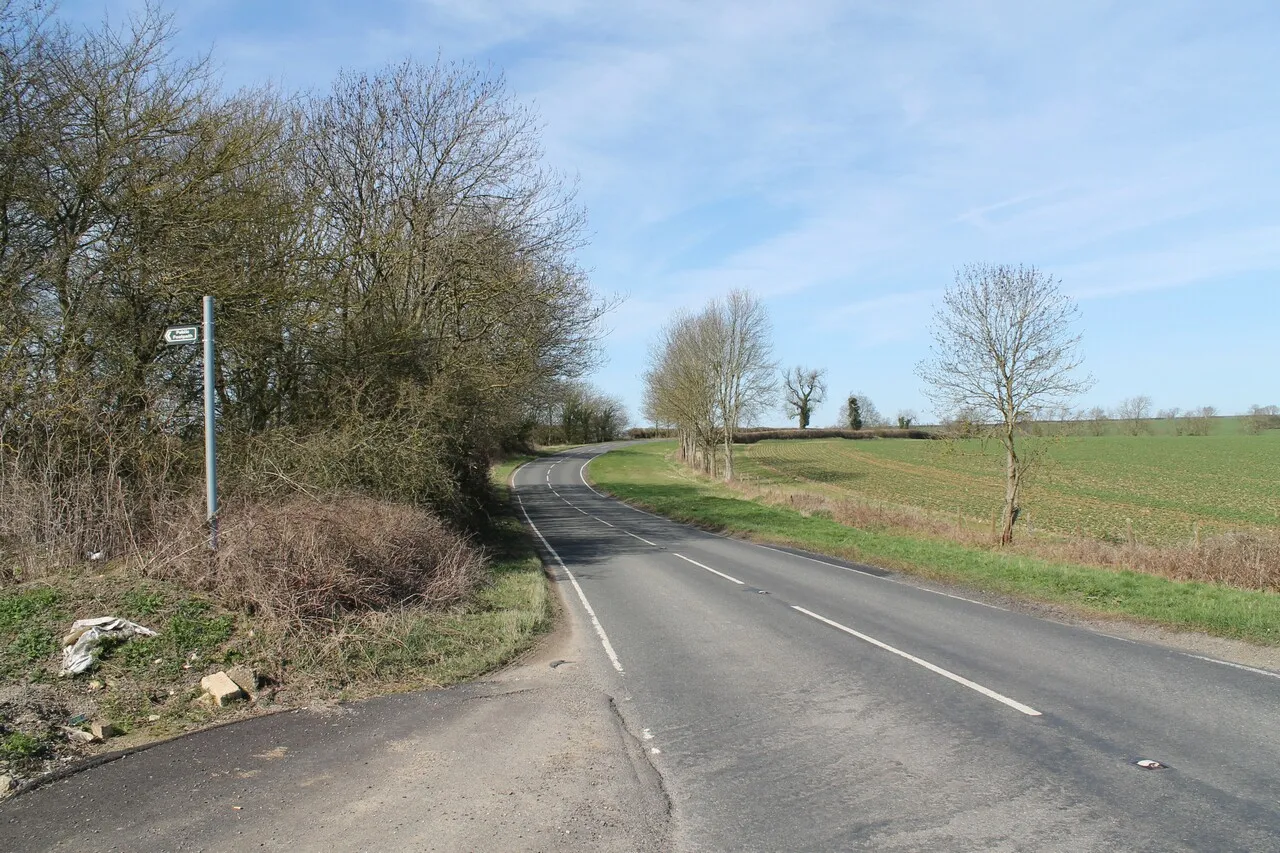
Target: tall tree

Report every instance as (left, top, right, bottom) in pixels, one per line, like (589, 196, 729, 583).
(710, 290, 775, 481)
(642, 290, 775, 480)
(836, 392, 883, 429)
(782, 366, 827, 429)
(917, 264, 1092, 544)
(845, 395, 862, 430)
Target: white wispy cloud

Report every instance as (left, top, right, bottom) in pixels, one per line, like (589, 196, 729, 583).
(55, 0, 1280, 414)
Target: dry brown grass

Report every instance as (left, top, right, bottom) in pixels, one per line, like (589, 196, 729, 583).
(732, 481, 1280, 593)
(153, 495, 487, 628)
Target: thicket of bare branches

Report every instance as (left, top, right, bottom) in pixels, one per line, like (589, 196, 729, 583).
(1115, 396, 1152, 435)
(523, 379, 628, 445)
(642, 290, 775, 480)
(0, 2, 607, 567)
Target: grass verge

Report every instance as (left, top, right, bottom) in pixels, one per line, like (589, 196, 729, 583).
(589, 442, 1280, 646)
(0, 460, 552, 786)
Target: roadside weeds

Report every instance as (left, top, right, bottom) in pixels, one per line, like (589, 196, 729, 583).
(0, 459, 553, 794)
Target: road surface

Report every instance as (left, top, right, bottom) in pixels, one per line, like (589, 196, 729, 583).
(5, 443, 1278, 852)
(512, 444, 1280, 852)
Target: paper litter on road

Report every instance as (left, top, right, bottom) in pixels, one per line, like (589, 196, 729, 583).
(59, 617, 158, 676)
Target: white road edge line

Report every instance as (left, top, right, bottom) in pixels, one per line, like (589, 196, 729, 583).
(513, 487, 623, 674)
(673, 553, 745, 585)
(1185, 654, 1280, 680)
(792, 606, 1042, 717)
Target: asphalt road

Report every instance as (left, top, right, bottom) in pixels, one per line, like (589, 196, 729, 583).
(514, 444, 1280, 852)
(6, 443, 1278, 852)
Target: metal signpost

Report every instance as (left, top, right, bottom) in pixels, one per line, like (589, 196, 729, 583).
(163, 296, 218, 551)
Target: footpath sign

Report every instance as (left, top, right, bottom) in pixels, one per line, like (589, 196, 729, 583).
(163, 325, 200, 345)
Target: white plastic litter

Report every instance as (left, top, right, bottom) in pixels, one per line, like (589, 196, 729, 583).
(59, 617, 158, 676)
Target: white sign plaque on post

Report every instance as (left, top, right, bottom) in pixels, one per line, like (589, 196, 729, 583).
(163, 325, 200, 345)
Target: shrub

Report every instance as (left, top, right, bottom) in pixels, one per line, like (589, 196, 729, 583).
(628, 427, 678, 439)
(171, 496, 487, 627)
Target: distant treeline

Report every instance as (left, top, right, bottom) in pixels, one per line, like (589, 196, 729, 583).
(627, 427, 936, 442)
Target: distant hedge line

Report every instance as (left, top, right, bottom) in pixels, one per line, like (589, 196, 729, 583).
(625, 427, 936, 442)
(733, 428, 937, 443)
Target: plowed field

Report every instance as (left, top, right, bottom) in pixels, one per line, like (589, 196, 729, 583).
(737, 433, 1280, 545)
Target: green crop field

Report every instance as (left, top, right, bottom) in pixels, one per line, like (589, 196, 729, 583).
(736, 432, 1280, 545)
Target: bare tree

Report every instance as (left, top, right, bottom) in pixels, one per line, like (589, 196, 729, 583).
(896, 409, 918, 429)
(642, 290, 775, 480)
(917, 264, 1093, 544)
(1245, 404, 1280, 434)
(782, 366, 827, 429)
(1186, 405, 1218, 436)
(1116, 396, 1153, 435)
(642, 309, 720, 474)
(710, 290, 776, 481)
(1085, 406, 1110, 437)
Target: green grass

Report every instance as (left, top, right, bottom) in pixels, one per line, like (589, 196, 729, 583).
(0, 459, 554, 751)
(0, 731, 51, 767)
(735, 431, 1280, 544)
(589, 442, 1280, 645)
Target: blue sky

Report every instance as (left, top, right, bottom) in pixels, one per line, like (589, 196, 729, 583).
(66, 0, 1280, 424)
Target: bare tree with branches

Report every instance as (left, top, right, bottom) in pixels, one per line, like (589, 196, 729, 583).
(782, 366, 827, 429)
(1116, 396, 1153, 435)
(917, 264, 1093, 544)
(642, 290, 774, 480)
(711, 290, 776, 481)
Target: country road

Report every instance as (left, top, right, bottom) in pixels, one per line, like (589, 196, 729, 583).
(5, 443, 1279, 852)
(515, 444, 1280, 851)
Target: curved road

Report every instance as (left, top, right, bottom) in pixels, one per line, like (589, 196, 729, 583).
(515, 444, 1280, 851)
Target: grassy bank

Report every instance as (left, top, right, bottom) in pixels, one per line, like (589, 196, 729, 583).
(589, 442, 1280, 645)
(0, 461, 551, 786)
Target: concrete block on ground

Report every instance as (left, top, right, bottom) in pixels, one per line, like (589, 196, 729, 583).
(200, 671, 246, 706)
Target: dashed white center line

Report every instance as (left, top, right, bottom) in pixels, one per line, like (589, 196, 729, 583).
(673, 553, 745, 585)
(792, 606, 1042, 717)
(594, 517, 615, 527)
(623, 530, 660, 547)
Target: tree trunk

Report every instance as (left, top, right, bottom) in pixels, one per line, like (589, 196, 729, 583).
(723, 432, 734, 481)
(1001, 435, 1019, 545)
